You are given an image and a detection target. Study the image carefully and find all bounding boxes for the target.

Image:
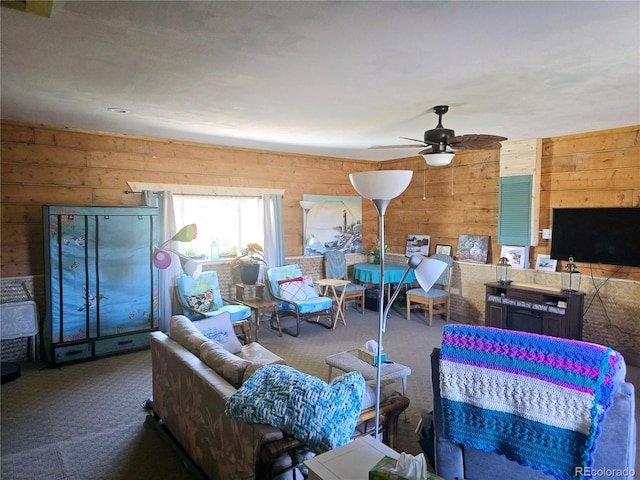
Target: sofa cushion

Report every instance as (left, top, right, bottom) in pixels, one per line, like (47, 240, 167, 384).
(200, 340, 252, 388)
(225, 364, 365, 454)
(192, 311, 243, 354)
(238, 342, 286, 365)
(185, 289, 218, 313)
(360, 379, 397, 410)
(169, 315, 209, 356)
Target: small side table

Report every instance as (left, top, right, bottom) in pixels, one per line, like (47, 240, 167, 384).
(314, 278, 350, 329)
(305, 435, 398, 480)
(0, 300, 39, 363)
(235, 283, 265, 301)
(236, 297, 281, 341)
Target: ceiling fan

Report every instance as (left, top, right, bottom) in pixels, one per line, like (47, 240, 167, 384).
(371, 105, 507, 166)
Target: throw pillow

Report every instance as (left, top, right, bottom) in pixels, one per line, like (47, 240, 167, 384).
(301, 275, 318, 298)
(185, 289, 218, 313)
(279, 280, 308, 301)
(192, 311, 243, 354)
(360, 379, 397, 410)
(225, 364, 365, 454)
(169, 315, 209, 356)
(200, 340, 252, 388)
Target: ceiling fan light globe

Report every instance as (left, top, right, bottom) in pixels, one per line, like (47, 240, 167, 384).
(423, 152, 455, 167)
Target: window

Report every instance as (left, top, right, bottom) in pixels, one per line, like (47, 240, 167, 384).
(173, 194, 263, 260)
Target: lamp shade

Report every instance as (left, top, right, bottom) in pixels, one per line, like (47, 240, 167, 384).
(181, 257, 202, 280)
(152, 247, 172, 269)
(423, 152, 455, 167)
(168, 223, 198, 243)
(414, 257, 447, 292)
(299, 200, 315, 211)
(349, 170, 413, 201)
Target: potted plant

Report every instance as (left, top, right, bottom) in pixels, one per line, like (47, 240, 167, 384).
(230, 242, 266, 285)
(365, 239, 388, 264)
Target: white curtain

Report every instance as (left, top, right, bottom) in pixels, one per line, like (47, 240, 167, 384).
(144, 190, 180, 332)
(263, 194, 285, 269)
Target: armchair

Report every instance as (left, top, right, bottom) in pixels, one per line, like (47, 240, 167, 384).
(265, 264, 333, 337)
(406, 253, 453, 325)
(429, 327, 636, 480)
(175, 271, 251, 323)
(323, 250, 365, 315)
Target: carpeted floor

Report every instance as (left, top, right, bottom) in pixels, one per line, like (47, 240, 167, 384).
(2, 306, 637, 479)
(1, 306, 442, 479)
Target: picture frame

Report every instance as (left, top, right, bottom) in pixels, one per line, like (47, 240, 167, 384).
(302, 194, 362, 256)
(435, 244, 452, 256)
(406, 234, 430, 256)
(456, 235, 490, 264)
(535, 254, 558, 272)
(500, 245, 527, 269)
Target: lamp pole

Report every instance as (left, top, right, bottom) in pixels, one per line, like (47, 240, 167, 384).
(371, 198, 390, 440)
(299, 200, 315, 255)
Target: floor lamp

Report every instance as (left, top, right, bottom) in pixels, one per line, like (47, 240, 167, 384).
(299, 200, 315, 255)
(349, 170, 448, 440)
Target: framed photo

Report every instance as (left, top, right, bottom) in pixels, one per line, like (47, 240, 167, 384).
(302, 194, 362, 256)
(406, 234, 430, 256)
(500, 245, 527, 269)
(535, 254, 558, 272)
(435, 244, 452, 256)
(456, 235, 490, 264)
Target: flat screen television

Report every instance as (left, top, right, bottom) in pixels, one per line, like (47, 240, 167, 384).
(550, 207, 640, 267)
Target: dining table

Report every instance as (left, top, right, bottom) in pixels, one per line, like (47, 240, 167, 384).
(352, 262, 416, 303)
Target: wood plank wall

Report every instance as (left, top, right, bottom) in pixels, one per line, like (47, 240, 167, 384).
(0, 122, 377, 277)
(3, 121, 638, 363)
(1, 121, 638, 281)
(384, 125, 640, 281)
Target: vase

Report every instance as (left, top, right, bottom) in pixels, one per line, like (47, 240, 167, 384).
(238, 263, 260, 285)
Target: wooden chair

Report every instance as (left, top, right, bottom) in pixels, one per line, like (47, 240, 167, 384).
(323, 250, 365, 315)
(405, 254, 454, 326)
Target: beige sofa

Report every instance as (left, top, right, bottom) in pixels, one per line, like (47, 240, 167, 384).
(148, 315, 409, 480)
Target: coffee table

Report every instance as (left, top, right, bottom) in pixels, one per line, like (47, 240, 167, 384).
(325, 350, 411, 396)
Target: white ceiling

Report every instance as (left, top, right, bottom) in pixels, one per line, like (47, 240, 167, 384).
(1, 1, 639, 161)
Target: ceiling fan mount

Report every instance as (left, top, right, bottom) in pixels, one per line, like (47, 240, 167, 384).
(423, 105, 455, 150)
(371, 105, 507, 165)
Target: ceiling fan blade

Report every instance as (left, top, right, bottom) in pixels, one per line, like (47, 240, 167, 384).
(369, 143, 425, 149)
(400, 136, 426, 144)
(448, 134, 508, 150)
(455, 142, 504, 151)
(418, 147, 433, 155)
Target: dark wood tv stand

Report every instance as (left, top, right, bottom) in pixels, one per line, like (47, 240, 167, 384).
(485, 282, 584, 340)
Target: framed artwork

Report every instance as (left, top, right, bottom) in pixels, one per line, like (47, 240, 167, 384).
(435, 244, 452, 256)
(500, 245, 527, 269)
(302, 194, 362, 256)
(406, 234, 430, 256)
(455, 235, 490, 264)
(535, 254, 558, 272)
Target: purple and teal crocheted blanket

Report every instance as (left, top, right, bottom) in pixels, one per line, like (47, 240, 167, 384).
(440, 325, 622, 480)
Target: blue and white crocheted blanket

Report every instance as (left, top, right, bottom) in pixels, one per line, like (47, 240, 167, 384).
(439, 325, 623, 480)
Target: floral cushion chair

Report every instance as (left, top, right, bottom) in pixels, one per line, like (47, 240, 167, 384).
(176, 271, 251, 324)
(265, 264, 333, 337)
